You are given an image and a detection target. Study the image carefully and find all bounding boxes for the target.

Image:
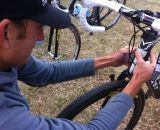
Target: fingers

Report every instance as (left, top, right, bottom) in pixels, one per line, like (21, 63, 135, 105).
(135, 50, 143, 62)
(123, 46, 137, 53)
(135, 50, 157, 67)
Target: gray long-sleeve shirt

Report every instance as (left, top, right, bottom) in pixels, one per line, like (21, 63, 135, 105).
(0, 56, 133, 130)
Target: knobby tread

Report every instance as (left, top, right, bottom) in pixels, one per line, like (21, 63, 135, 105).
(57, 80, 145, 130)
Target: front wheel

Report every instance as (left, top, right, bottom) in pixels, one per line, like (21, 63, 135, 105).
(57, 80, 145, 130)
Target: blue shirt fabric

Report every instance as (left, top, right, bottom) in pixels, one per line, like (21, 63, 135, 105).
(0, 56, 133, 130)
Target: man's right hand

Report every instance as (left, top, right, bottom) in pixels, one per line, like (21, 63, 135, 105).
(122, 50, 156, 97)
(133, 50, 156, 84)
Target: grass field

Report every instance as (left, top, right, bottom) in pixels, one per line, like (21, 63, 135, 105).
(20, 0, 160, 129)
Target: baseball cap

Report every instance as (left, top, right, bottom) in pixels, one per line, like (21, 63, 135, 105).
(0, 0, 71, 29)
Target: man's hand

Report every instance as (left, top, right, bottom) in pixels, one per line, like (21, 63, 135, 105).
(94, 46, 136, 69)
(133, 50, 156, 83)
(123, 50, 156, 97)
(110, 47, 133, 67)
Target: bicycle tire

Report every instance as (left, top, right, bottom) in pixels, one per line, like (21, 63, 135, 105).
(57, 80, 145, 130)
(32, 23, 81, 60)
(95, 0, 127, 30)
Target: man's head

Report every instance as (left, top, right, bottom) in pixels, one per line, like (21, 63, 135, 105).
(0, 0, 71, 70)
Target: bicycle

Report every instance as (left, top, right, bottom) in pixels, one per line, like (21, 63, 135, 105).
(36, 0, 127, 61)
(56, 0, 160, 129)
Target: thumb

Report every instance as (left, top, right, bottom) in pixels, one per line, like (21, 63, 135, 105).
(135, 50, 143, 62)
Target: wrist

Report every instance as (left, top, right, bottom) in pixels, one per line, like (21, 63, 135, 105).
(94, 55, 113, 70)
(122, 76, 143, 98)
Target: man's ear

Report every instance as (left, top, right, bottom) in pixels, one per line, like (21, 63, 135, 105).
(0, 19, 11, 48)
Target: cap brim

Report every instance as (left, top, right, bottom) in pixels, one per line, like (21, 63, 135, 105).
(32, 4, 71, 29)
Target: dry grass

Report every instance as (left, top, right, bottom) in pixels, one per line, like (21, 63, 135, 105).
(20, 0, 160, 129)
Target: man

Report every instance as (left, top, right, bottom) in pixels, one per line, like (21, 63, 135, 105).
(0, 0, 156, 130)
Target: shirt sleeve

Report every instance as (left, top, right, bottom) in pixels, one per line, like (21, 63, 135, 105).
(18, 56, 95, 86)
(85, 92, 133, 130)
(2, 92, 133, 130)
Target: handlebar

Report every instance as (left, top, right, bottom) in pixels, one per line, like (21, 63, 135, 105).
(121, 9, 160, 32)
(78, 0, 160, 33)
(79, 0, 126, 32)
